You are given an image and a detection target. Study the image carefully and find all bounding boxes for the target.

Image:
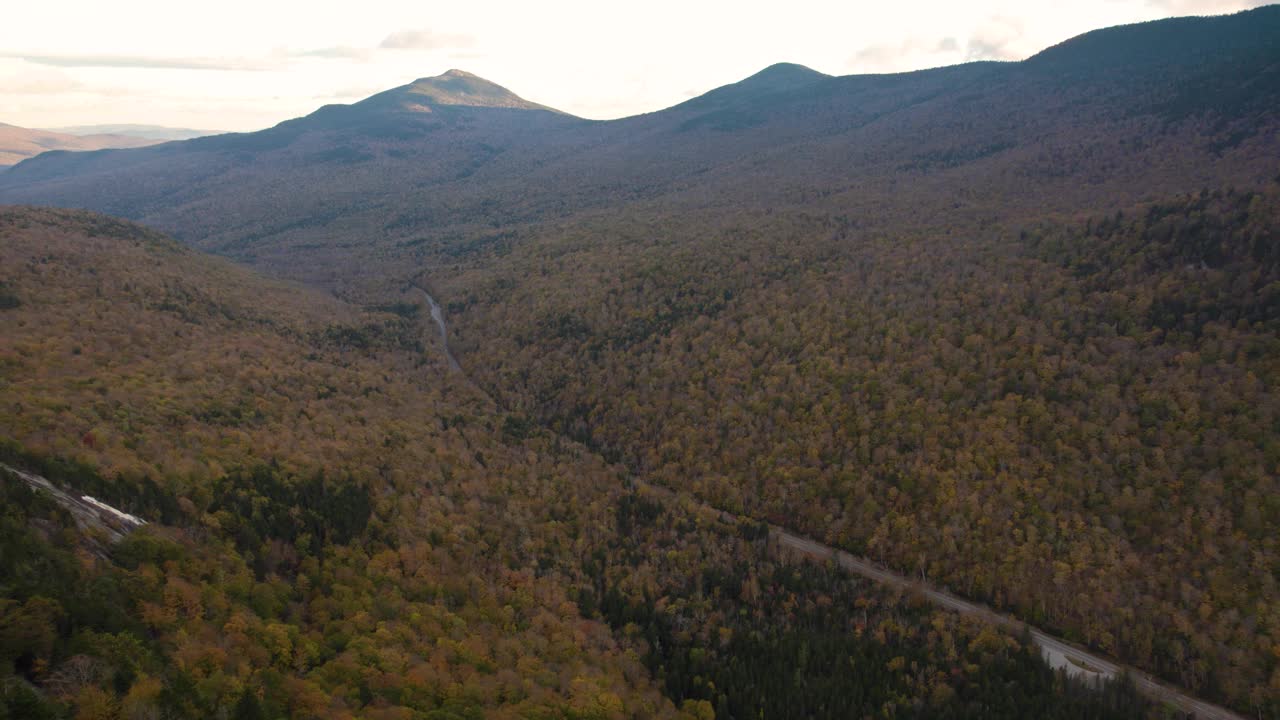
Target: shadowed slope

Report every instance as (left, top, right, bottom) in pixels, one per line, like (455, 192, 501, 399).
(1, 8, 1276, 281)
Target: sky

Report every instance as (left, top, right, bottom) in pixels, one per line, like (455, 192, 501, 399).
(0, 0, 1271, 132)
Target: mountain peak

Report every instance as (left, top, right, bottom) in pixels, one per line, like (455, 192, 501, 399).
(741, 62, 830, 90)
(676, 61, 831, 112)
(361, 70, 565, 114)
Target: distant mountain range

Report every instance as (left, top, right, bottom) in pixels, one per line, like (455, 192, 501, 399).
(1, 6, 1275, 285)
(44, 124, 221, 142)
(0, 123, 162, 166)
(1, 123, 221, 167)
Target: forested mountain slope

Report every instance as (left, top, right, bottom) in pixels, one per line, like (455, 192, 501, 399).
(0, 206, 676, 718)
(0, 208, 1168, 718)
(1, 6, 1277, 719)
(0, 9, 1276, 291)
(443, 184, 1280, 716)
(0, 70, 586, 271)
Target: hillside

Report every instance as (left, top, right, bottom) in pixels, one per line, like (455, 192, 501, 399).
(0, 123, 160, 167)
(0, 205, 675, 717)
(448, 183, 1280, 715)
(1, 5, 1278, 718)
(0, 207, 1169, 719)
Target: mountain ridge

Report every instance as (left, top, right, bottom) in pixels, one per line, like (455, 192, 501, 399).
(0, 122, 162, 167)
(4, 5, 1276, 252)
(43, 123, 221, 142)
(1027, 4, 1280, 69)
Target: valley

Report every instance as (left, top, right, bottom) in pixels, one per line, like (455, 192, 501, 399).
(1, 5, 1278, 719)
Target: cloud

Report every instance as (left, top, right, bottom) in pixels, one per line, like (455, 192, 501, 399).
(0, 67, 83, 94)
(325, 85, 388, 100)
(293, 46, 374, 61)
(848, 37, 964, 73)
(5, 53, 277, 71)
(851, 40, 925, 67)
(964, 16, 1026, 61)
(379, 29, 476, 50)
(3, 25, 484, 79)
(847, 17, 1029, 75)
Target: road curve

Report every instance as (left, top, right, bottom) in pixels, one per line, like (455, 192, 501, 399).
(769, 529, 1245, 720)
(650, 482, 1243, 718)
(412, 287, 461, 372)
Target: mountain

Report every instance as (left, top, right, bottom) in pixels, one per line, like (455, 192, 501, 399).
(2, 6, 1279, 717)
(357, 68, 566, 113)
(0, 123, 161, 166)
(1, 9, 1276, 285)
(45, 124, 221, 141)
(0, 69, 586, 269)
(673, 62, 831, 112)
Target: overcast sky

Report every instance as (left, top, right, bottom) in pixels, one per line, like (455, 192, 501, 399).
(0, 0, 1270, 132)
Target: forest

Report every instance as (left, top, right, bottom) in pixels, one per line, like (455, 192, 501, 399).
(0, 207, 1184, 718)
(438, 184, 1280, 717)
(0, 9, 1277, 719)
